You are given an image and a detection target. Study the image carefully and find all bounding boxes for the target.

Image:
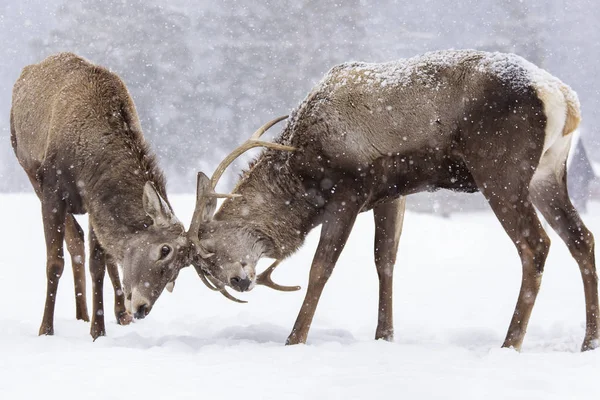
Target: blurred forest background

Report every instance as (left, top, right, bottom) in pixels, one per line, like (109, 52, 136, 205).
(1, 0, 598, 212)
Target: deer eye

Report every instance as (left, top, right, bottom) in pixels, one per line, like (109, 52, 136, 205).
(160, 245, 172, 260)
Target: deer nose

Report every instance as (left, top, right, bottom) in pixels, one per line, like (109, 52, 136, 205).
(134, 304, 149, 319)
(230, 275, 251, 292)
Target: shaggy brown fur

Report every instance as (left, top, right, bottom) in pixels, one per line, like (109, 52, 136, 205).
(11, 53, 189, 339)
(195, 50, 597, 351)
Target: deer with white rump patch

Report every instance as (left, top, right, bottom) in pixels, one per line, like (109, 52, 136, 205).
(189, 50, 598, 351)
(11, 53, 200, 339)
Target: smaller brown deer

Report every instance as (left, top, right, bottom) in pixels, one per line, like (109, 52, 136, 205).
(10, 53, 199, 339)
(188, 50, 598, 351)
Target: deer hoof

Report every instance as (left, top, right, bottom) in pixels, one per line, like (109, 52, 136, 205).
(38, 325, 54, 336)
(76, 310, 90, 322)
(581, 337, 600, 352)
(375, 330, 394, 342)
(117, 311, 133, 326)
(285, 331, 307, 346)
(90, 325, 106, 341)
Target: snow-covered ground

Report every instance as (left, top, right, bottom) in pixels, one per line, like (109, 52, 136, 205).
(1, 193, 599, 399)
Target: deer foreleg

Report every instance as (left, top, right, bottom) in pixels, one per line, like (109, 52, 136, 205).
(286, 201, 359, 345)
(106, 255, 132, 326)
(373, 197, 406, 341)
(39, 188, 67, 336)
(89, 227, 107, 340)
(65, 214, 89, 322)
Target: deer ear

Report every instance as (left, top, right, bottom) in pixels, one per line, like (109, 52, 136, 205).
(188, 172, 217, 241)
(166, 281, 175, 293)
(142, 181, 173, 227)
(196, 172, 217, 222)
(166, 267, 184, 293)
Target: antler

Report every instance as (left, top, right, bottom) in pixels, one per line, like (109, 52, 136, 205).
(210, 115, 295, 191)
(256, 260, 301, 292)
(188, 116, 293, 237)
(193, 264, 248, 304)
(188, 116, 298, 303)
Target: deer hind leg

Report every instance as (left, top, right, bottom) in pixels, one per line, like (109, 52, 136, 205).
(530, 151, 599, 351)
(488, 184, 550, 351)
(467, 156, 550, 351)
(106, 255, 132, 326)
(286, 200, 360, 345)
(89, 226, 107, 340)
(39, 188, 67, 336)
(65, 214, 89, 322)
(501, 210, 550, 351)
(373, 197, 406, 341)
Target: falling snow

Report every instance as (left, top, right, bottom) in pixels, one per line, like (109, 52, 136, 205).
(2, 194, 600, 399)
(1, 2, 600, 400)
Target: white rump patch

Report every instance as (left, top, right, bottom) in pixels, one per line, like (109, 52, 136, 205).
(536, 84, 568, 155)
(521, 59, 580, 155)
(530, 83, 572, 183)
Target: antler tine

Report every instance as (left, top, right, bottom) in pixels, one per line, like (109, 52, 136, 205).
(250, 115, 289, 140)
(193, 265, 220, 291)
(219, 289, 248, 304)
(207, 193, 242, 199)
(193, 264, 248, 303)
(209, 115, 295, 190)
(256, 260, 301, 292)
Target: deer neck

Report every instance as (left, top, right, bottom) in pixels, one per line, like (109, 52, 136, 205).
(215, 156, 320, 260)
(83, 147, 167, 259)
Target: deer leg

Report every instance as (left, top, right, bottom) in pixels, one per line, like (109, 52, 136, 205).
(39, 190, 67, 336)
(89, 227, 107, 340)
(502, 221, 550, 351)
(475, 179, 550, 351)
(530, 167, 599, 351)
(286, 201, 360, 345)
(373, 197, 406, 341)
(65, 214, 89, 322)
(106, 255, 132, 326)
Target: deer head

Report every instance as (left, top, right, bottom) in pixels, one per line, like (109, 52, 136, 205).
(187, 116, 300, 303)
(120, 182, 192, 318)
